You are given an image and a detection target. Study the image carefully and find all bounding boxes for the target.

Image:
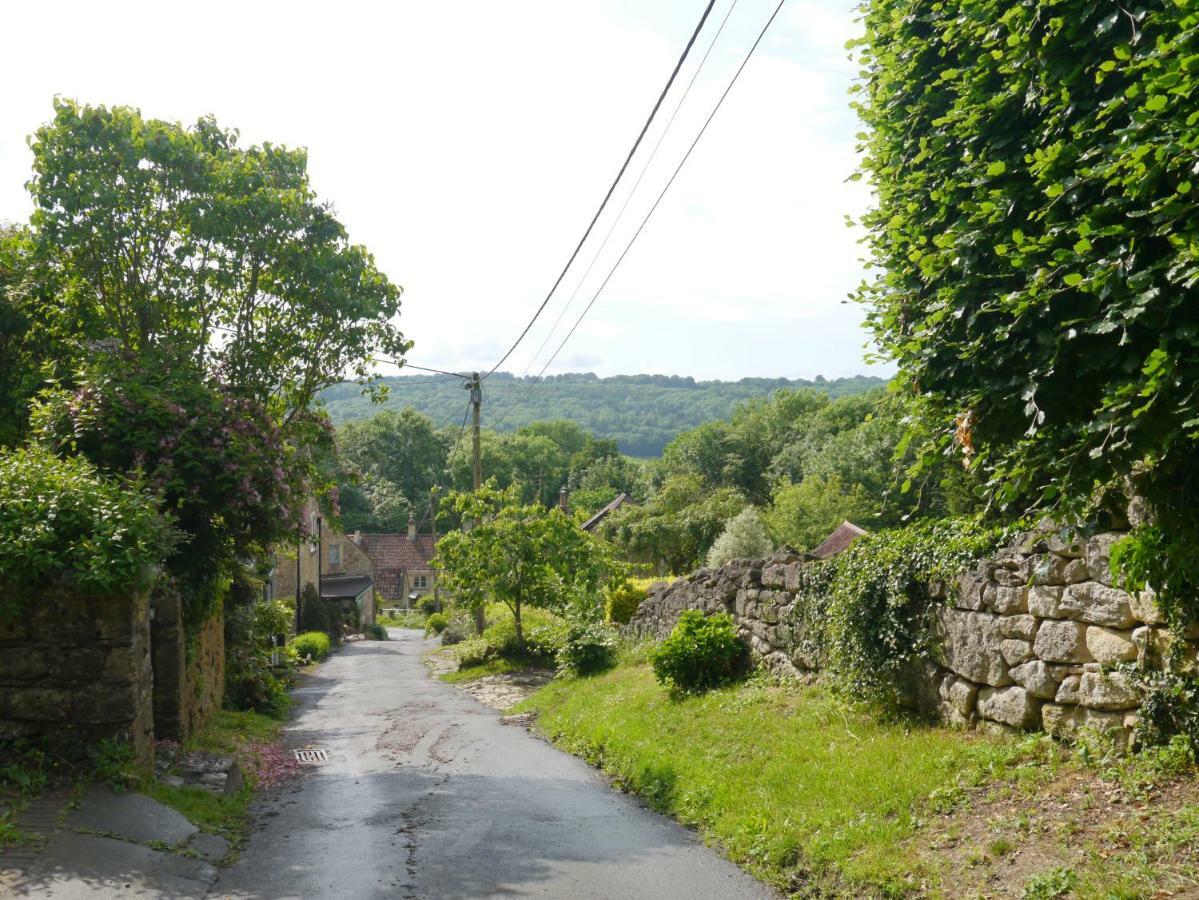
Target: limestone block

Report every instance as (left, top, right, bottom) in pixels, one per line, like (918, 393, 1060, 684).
(1085, 627, 1138, 665)
(1028, 585, 1066, 618)
(993, 567, 1027, 588)
(1000, 639, 1034, 666)
(1045, 529, 1086, 558)
(1063, 559, 1090, 584)
(1075, 671, 1141, 710)
(999, 615, 1039, 641)
(1034, 620, 1093, 664)
(992, 586, 1029, 615)
(1132, 626, 1173, 669)
(1086, 532, 1123, 586)
(940, 673, 979, 716)
(938, 700, 976, 728)
(977, 719, 1021, 737)
(1041, 702, 1078, 737)
(75, 684, 140, 724)
(935, 608, 1012, 686)
(1129, 589, 1166, 626)
(8, 688, 73, 722)
(978, 686, 1041, 729)
(783, 563, 807, 593)
(0, 648, 48, 681)
(954, 570, 987, 611)
(1061, 583, 1136, 628)
(1009, 660, 1058, 700)
(1030, 555, 1068, 586)
(760, 563, 788, 589)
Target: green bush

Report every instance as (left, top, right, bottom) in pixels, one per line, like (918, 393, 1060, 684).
(416, 594, 439, 615)
(558, 620, 618, 676)
(293, 631, 331, 662)
(452, 636, 494, 668)
(298, 586, 342, 643)
(605, 580, 649, 625)
(425, 612, 449, 635)
(482, 608, 567, 661)
(440, 619, 469, 645)
(0, 446, 170, 612)
(224, 598, 294, 718)
(363, 622, 388, 640)
(650, 610, 747, 694)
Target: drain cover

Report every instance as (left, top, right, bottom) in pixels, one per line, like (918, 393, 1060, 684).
(293, 748, 329, 764)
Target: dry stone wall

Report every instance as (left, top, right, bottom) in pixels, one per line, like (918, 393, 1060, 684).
(624, 529, 1176, 746)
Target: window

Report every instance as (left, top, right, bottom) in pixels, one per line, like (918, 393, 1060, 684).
(413, 575, 429, 590)
(329, 543, 342, 567)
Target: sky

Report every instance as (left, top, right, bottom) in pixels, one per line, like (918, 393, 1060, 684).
(0, 0, 890, 382)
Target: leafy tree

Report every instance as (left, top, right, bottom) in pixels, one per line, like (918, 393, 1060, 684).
(26, 100, 408, 419)
(853, 0, 1199, 620)
(706, 506, 774, 568)
(434, 483, 616, 652)
(763, 475, 876, 552)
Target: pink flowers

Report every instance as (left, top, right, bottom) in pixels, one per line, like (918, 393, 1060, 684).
(241, 738, 301, 791)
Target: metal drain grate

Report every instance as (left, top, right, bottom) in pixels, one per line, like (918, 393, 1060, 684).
(293, 748, 329, 764)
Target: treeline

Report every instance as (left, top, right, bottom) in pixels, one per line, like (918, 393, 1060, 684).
(321, 371, 886, 457)
(334, 384, 980, 574)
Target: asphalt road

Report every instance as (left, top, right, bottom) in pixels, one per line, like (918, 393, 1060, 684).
(212, 629, 774, 900)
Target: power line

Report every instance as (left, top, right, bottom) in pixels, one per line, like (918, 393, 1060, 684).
(385, 360, 472, 379)
(482, 0, 719, 382)
(494, 0, 788, 427)
(510, 0, 743, 385)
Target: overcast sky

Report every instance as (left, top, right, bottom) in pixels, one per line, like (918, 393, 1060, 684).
(0, 0, 889, 382)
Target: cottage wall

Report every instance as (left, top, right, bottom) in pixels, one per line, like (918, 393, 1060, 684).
(624, 530, 1176, 747)
(150, 587, 225, 742)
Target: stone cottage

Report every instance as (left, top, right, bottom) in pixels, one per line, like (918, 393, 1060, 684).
(354, 517, 440, 608)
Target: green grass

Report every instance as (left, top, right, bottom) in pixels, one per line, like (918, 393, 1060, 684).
(141, 781, 252, 848)
(440, 656, 548, 684)
(378, 610, 427, 629)
(518, 659, 1044, 895)
(184, 709, 282, 756)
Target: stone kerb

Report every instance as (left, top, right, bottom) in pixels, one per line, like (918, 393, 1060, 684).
(622, 527, 1172, 748)
(0, 586, 155, 767)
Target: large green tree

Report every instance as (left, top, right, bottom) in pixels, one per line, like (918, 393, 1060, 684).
(26, 100, 409, 419)
(854, 0, 1199, 620)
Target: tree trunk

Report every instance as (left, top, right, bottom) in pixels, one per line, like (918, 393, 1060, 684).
(514, 600, 525, 655)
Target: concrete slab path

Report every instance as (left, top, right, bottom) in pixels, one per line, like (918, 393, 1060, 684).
(212, 628, 775, 900)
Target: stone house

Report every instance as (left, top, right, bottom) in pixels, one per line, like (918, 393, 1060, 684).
(273, 501, 377, 626)
(354, 516, 440, 609)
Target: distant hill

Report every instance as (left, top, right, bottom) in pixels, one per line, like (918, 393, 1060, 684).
(321, 372, 889, 457)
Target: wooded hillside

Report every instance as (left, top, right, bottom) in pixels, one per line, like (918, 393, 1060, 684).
(321, 372, 887, 457)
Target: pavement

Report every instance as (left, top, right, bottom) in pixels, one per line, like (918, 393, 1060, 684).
(212, 628, 775, 899)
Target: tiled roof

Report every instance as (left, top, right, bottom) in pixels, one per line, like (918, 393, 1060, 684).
(581, 493, 630, 532)
(811, 521, 867, 560)
(353, 533, 438, 573)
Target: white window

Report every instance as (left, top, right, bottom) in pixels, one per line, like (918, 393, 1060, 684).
(413, 575, 429, 590)
(329, 543, 342, 567)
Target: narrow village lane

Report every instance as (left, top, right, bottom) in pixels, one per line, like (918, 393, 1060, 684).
(212, 630, 775, 900)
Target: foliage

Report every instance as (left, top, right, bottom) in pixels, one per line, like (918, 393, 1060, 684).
(451, 636, 495, 668)
(435, 482, 619, 652)
(377, 609, 426, 628)
(763, 475, 875, 551)
(853, 0, 1199, 619)
(26, 99, 408, 416)
(362, 622, 389, 640)
(0, 224, 58, 448)
(298, 585, 343, 643)
(482, 613, 566, 662)
(650, 611, 748, 695)
(424, 612, 449, 635)
(416, 593, 439, 615)
(224, 598, 294, 719)
(293, 631, 331, 662)
(819, 519, 1004, 699)
(558, 620, 618, 676)
(1020, 867, 1077, 900)
(705, 506, 773, 568)
(0, 445, 168, 611)
(323, 373, 887, 458)
(604, 579, 650, 625)
(1131, 669, 1199, 753)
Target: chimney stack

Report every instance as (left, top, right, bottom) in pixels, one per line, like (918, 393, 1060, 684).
(558, 485, 570, 515)
(408, 514, 417, 540)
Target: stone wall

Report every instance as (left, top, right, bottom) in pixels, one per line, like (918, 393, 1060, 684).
(0, 587, 154, 767)
(624, 529, 1174, 747)
(150, 587, 225, 742)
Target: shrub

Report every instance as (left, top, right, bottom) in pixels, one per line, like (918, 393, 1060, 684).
(298, 586, 342, 643)
(558, 620, 618, 676)
(482, 607, 567, 661)
(363, 622, 388, 641)
(439, 619, 469, 645)
(224, 598, 295, 718)
(650, 610, 748, 694)
(425, 612, 449, 635)
(706, 506, 773, 568)
(605, 579, 649, 625)
(416, 594, 439, 615)
(293, 631, 331, 662)
(452, 636, 494, 668)
(0, 446, 170, 613)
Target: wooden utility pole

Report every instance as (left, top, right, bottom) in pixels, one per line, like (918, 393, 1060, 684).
(468, 372, 486, 634)
(430, 488, 441, 613)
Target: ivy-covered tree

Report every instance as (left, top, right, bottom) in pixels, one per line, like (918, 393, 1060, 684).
(854, 0, 1199, 621)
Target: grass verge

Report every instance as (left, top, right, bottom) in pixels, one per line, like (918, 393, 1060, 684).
(440, 656, 551, 684)
(518, 659, 1042, 894)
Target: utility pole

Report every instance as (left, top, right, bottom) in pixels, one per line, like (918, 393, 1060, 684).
(430, 488, 441, 613)
(468, 373, 486, 634)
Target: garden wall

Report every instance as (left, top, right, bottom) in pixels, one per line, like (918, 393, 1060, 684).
(624, 529, 1180, 747)
(150, 588, 225, 742)
(0, 587, 154, 766)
